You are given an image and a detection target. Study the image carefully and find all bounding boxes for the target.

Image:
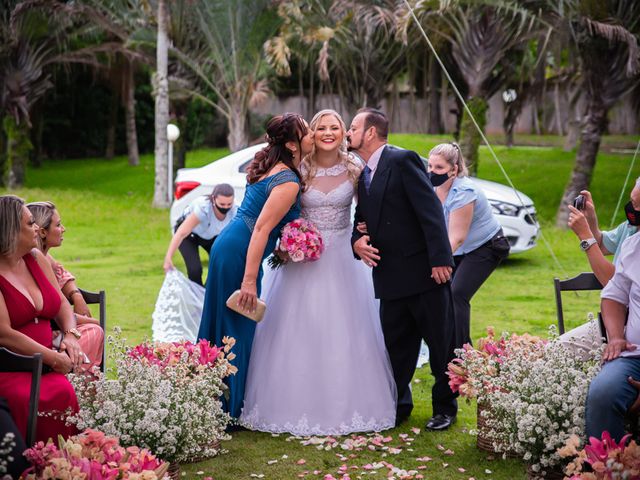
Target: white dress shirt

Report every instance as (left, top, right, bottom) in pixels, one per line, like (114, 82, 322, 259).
(365, 144, 387, 180)
(601, 233, 640, 357)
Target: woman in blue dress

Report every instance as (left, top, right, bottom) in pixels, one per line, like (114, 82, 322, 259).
(198, 113, 312, 419)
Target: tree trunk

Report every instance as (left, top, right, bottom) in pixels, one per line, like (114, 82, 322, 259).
(428, 56, 443, 134)
(29, 101, 44, 167)
(553, 83, 563, 136)
(227, 101, 248, 152)
(0, 116, 6, 187)
(105, 89, 118, 160)
(555, 95, 608, 227)
(3, 116, 33, 189)
(124, 61, 139, 166)
(152, 0, 170, 208)
(563, 85, 582, 152)
(459, 96, 487, 177)
(503, 92, 528, 149)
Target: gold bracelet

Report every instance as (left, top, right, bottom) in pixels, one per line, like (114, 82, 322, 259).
(242, 280, 256, 285)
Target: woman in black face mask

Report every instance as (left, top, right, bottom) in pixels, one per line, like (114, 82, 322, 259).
(427, 143, 510, 346)
(163, 183, 237, 285)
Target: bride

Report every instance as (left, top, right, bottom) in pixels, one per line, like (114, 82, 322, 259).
(240, 110, 396, 435)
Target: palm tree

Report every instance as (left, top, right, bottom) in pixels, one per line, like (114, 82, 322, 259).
(78, 0, 158, 167)
(171, 0, 275, 152)
(264, 0, 339, 118)
(266, 0, 404, 115)
(152, 0, 170, 207)
(399, 0, 541, 175)
(1, 0, 106, 188)
(328, 0, 405, 111)
(554, 0, 640, 226)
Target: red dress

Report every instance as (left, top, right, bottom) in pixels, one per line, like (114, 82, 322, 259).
(0, 253, 79, 444)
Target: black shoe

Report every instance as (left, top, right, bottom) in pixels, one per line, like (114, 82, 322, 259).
(425, 414, 456, 431)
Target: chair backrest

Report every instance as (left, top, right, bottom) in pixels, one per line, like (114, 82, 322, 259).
(76, 288, 106, 372)
(554, 272, 603, 335)
(0, 348, 42, 447)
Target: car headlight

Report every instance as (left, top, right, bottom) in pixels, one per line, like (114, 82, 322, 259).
(489, 200, 520, 217)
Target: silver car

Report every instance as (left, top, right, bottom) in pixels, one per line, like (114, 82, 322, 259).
(170, 144, 539, 254)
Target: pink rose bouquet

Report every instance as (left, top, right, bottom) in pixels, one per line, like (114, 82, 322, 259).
(21, 429, 169, 479)
(268, 218, 324, 269)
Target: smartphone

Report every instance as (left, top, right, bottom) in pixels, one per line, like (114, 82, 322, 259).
(573, 194, 586, 211)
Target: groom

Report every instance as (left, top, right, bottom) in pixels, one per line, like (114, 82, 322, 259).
(348, 108, 458, 430)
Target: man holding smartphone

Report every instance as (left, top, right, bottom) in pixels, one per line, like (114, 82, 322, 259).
(567, 177, 640, 286)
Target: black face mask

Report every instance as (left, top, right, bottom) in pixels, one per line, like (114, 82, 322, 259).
(429, 171, 452, 187)
(625, 201, 640, 226)
(215, 204, 232, 215)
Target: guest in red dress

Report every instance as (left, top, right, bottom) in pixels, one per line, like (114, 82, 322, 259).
(27, 201, 104, 372)
(0, 195, 84, 445)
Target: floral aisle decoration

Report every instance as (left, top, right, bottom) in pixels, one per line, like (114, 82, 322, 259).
(447, 327, 545, 401)
(68, 329, 235, 464)
(268, 218, 324, 268)
(482, 335, 602, 477)
(20, 429, 169, 479)
(559, 432, 640, 479)
(447, 328, 546, 454)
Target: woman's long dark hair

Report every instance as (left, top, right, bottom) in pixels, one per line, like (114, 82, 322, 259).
(246, 113, 307, 186)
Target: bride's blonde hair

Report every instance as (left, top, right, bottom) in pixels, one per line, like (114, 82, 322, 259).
(301, 109, 362, 187)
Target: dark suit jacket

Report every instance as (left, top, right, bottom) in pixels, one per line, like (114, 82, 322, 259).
(351, 145, 453, 300)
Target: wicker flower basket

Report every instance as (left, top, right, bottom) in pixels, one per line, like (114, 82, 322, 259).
(476, 402, 520, 458)
(167, 463, 181, 480)
(526, 464, 565, 479)
(185, 440, 222, 464)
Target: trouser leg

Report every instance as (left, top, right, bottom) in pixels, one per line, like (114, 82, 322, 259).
(178, 235, 205, 285)
(451, 241, 506, 345)
(380, 297, 421, 422)
(585, 357, 640, 441)
(412, 285, 458, 416)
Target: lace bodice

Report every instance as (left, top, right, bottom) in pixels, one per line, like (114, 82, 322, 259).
(301, 163, 354, 238)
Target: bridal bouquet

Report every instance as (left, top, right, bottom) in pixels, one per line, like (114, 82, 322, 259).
(68, 329, 234, 464)
(20, 429, 169, 479)
(268, 218, 324, 269)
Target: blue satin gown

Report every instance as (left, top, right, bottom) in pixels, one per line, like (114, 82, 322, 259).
(198, 169, 301, 418)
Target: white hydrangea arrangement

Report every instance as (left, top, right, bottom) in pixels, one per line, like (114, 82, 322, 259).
(68, 328, 234, 464)
(482, 330, 602, 476)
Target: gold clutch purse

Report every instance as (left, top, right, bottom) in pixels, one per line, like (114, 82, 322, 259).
(225, 290, 266, 322)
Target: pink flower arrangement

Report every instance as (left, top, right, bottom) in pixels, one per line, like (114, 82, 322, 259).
(269, 218, 324, 268)
(447, 327, 545, 399)
(559, 431, 640, 479)
(21, 429, 169, 479)
(128, 337, 237, 376)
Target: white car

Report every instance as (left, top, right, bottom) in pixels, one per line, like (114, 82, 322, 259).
(170, 144, 539, 254)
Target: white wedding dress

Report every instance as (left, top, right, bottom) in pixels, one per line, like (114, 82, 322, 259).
(240, 162, 397, 436)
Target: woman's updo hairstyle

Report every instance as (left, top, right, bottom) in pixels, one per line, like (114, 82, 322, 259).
(26, 201, 56, 251)
(246, 113, 307, 186)
(428, 142, 468, 177)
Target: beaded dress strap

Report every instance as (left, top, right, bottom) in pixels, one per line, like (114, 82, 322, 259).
(266, 170, 300, 195)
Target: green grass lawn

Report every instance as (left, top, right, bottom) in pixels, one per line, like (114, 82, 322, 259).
(2, 134, 639, 479)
